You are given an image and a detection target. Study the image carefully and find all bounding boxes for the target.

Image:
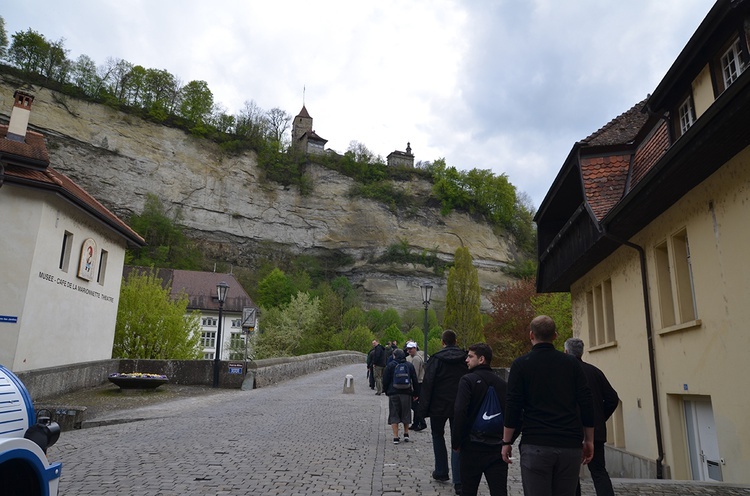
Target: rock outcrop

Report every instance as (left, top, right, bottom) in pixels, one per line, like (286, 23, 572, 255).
(1, 77, 518, 312)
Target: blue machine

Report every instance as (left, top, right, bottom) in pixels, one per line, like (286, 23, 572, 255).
(0, 364, 62, 496)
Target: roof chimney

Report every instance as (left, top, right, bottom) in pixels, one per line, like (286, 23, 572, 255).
(7, 90, 34, 143)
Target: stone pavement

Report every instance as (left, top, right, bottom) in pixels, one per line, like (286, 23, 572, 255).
(46, 363, 750, 495)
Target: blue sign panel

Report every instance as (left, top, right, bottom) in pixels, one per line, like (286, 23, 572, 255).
(0, 315, 18, 323)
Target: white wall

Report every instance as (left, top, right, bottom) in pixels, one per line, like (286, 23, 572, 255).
(0, 185, 128, 371)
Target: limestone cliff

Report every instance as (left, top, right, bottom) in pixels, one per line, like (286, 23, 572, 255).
(1, 78, 518, 312)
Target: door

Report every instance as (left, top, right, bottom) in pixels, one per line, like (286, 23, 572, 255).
(684, 398, 722, 481)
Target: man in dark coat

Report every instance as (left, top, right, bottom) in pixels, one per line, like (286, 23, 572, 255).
(501, 316, 595, 496)
(418, 330, 468, 493)
(452, 343, 509, 496)
(565, 338, 619, 496)
(370, 340, 387, 395)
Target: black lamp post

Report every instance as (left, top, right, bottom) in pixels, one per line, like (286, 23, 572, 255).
(213, 281, 229, 388)
(420, 283, 433, 361)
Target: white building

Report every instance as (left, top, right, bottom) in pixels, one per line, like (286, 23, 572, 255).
(0, 90, 145, 371)
(124, 267, 258, 360)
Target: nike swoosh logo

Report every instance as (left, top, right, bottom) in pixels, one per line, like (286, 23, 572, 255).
(482, 412, 501, 420)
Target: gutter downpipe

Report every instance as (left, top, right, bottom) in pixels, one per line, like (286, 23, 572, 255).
(602, 230, 664, 479)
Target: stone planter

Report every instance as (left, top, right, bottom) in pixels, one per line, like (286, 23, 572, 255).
(108, 373, 168, 390)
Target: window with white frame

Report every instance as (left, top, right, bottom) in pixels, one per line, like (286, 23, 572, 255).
(231, 318, 242, 328)
(679, 96, 695, 135)
(586, 278, 616, 347)
(203, 352, 215, 360)
(201, 330, 216, 349)
(202, 317, 217, 327)
(654, 228, 697, 329)
(720, 38, 745, 89)
(97, 249, 108, 285)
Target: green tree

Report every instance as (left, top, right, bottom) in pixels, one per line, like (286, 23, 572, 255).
(127, 194, 202, 269)
(255, 292, 320, 358)
(70, 54, 101, 97)
(0, 16, 9, 59)
(113, 269, 202, 359)
(8, 29, 49, 74)
(256, 268, 295, 309)
(444, 246, 484, 347)
(532, 291, 572, 350)
(179, 80, 214, 128)
(330, 325, 374, 353)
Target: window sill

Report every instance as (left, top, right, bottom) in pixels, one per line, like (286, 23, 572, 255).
(589, 341, 617, 352)
(657, 319, 702, 336)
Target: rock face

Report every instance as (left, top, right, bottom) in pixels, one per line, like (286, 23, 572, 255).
(1, 78, 518, 312)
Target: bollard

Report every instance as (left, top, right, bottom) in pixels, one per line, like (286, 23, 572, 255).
(342, 374, 355, 394)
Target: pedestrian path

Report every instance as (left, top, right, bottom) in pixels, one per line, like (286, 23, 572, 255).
(47, 363, 750, 495)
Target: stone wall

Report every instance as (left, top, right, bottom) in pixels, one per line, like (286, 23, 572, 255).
(17, 351, 366, 401)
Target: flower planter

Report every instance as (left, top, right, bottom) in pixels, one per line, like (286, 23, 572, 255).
(108, 373, 168, 390)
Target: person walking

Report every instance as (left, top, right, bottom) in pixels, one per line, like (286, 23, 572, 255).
(370, 340, 387, 395)
(565, 338, 619, 496)
(406, 341, 427, 431)
(418, 329, 468, 495)
(501, 315, 595, 496)
(383, 348, 419, 444)
(366, 345, 376, 390)
(452, 343, 509, 496)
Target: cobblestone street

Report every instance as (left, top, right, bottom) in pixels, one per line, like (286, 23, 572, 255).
(47, 363, 750, 495)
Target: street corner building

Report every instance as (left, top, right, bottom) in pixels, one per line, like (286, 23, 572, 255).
(0, 89, 145, 372)
(534, 0, 750, 485)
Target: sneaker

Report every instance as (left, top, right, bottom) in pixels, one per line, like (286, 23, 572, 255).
(393, 437, 400, 444)
(432, 472, 449, 482)
(403, 435, 410, 443)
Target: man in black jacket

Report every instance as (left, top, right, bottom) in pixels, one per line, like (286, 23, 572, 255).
(418, 330, 468, 493)
(501, 316, 595, 496)
(565, 338, 619, 496)
(452, 343, 508, 496)
(370, 340, 387, 395)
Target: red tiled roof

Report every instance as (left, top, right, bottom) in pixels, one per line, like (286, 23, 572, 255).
(124, 267, 257, 313)
(0, 127, 49, 165)
(580, 154, 631, 221)
(582, 99, 649, 147)
(631, 120, 670, 187)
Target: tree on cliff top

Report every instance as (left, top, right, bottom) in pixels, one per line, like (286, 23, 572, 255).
(444, 246, 484, 347)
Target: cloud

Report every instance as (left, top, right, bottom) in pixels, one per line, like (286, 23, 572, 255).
(2, 0, 716, 207)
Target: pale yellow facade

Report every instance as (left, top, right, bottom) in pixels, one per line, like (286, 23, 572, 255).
(571, 143, 750, 483)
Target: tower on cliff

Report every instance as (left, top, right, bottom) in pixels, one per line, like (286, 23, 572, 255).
(292, 105, 328, 155)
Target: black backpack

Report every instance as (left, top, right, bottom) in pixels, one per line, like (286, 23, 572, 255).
(393, 362, 412, 390)
(469, 385, 503, 445)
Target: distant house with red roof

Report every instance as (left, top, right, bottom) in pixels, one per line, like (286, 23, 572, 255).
(0, 89, 145, 372)
(124, 267, 258, 361)
(534, 0, 750, 484)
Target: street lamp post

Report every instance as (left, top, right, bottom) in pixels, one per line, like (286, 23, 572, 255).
(213, 281, 230, 388)
(420, 283, 433, 361)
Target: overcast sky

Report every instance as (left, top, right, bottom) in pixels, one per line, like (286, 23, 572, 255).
(3, 1, 716, 208)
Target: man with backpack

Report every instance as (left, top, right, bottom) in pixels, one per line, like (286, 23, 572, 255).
(452, 343, 509, 496)
(383, 348, 419, 444)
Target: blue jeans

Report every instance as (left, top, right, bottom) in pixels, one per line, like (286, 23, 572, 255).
(430, 416, 461, 485)
(519, 443, 581, 496)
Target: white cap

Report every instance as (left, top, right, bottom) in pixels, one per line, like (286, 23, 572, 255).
(406, 341, 417, 349)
